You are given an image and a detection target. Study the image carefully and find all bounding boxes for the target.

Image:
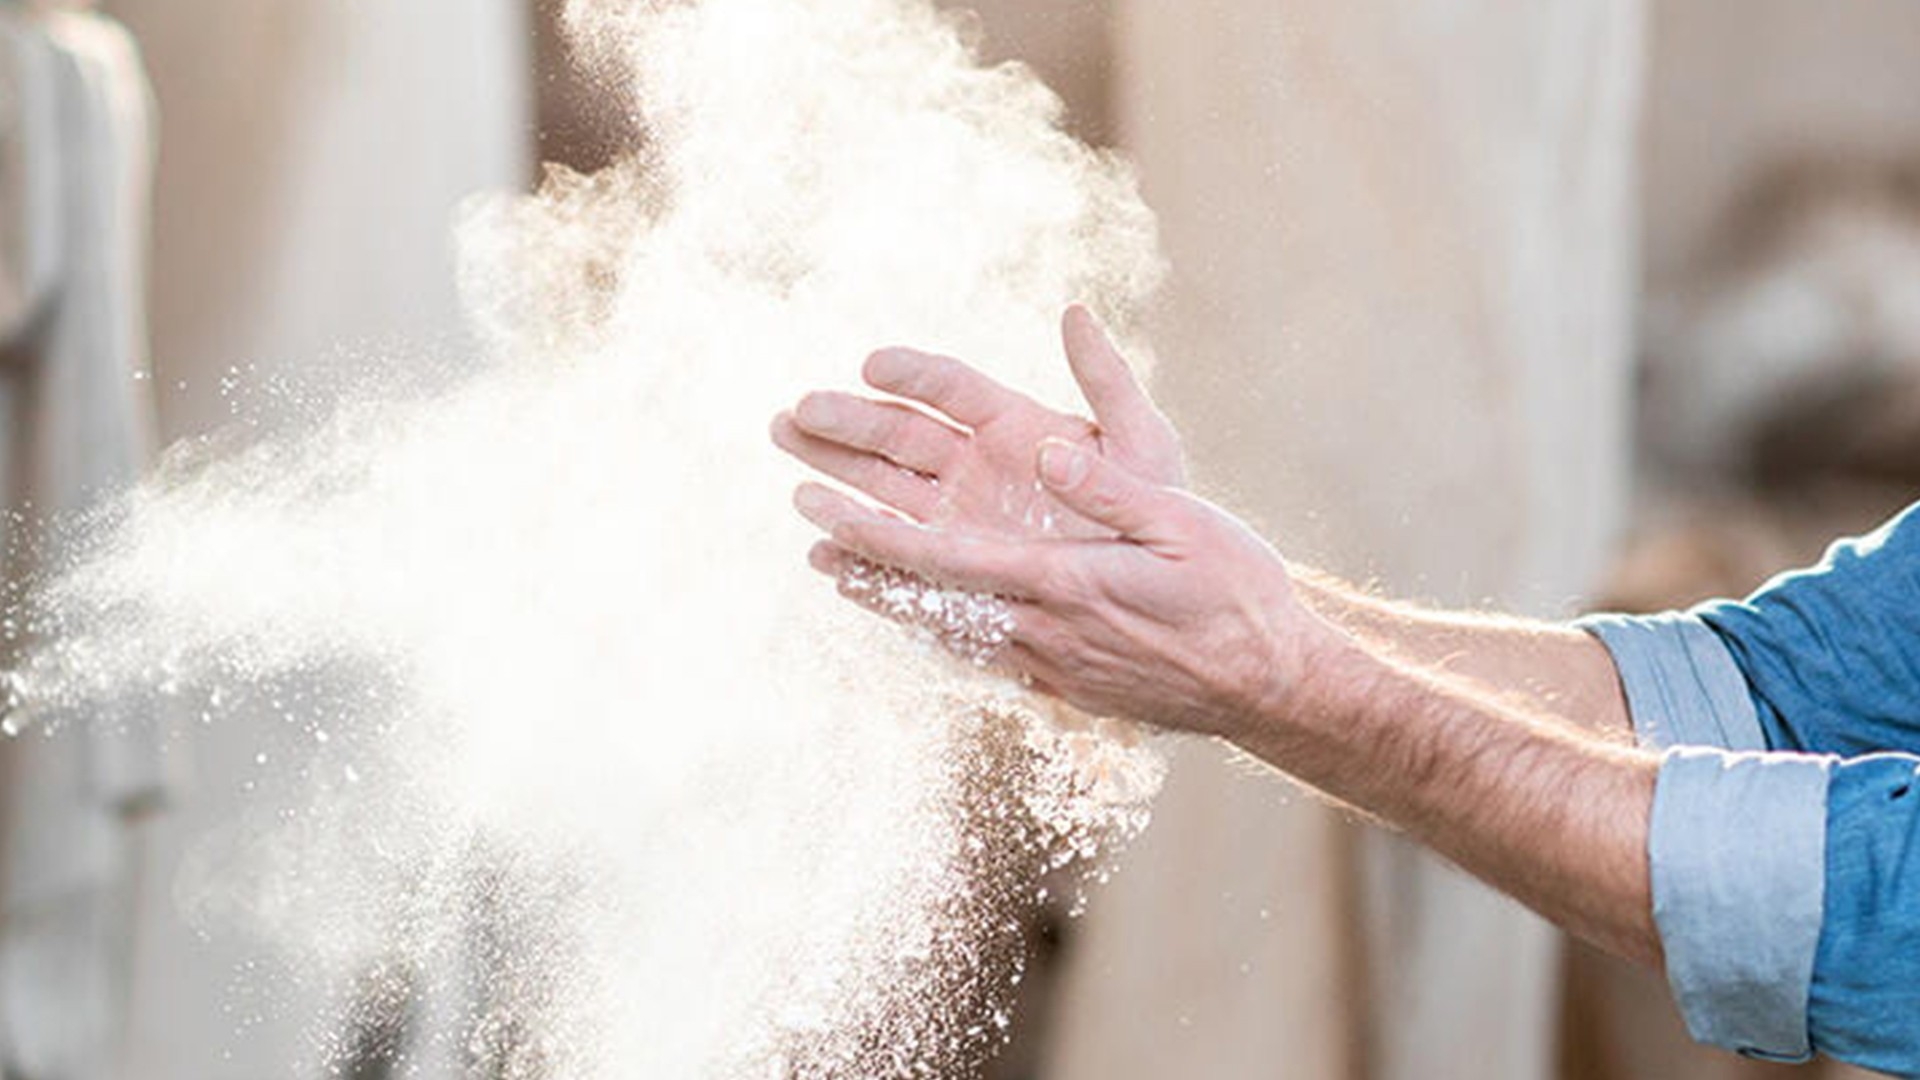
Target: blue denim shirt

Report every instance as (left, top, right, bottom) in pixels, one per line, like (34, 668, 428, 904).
(1581, 502, 1920, 1076)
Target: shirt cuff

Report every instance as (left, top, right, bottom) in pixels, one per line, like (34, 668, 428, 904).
(1576, 612, 1766, 751)
(1651, 746, 1835, 1062)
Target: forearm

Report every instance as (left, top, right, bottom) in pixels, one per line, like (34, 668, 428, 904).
(809, 434, 1659, 963)
(1240, 628, 1662, 967)
(1294, 570, 1631, 738)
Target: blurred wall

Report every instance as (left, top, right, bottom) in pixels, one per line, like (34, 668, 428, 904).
(95, 2, 530, 1076)
(106, 1, 531, 441)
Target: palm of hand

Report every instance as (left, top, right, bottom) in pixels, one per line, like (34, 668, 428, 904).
(929, 406, 1166, 541)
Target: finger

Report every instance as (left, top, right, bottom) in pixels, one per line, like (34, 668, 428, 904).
(1062, 305, 1165, 446)
(811, 544, 1041, 674)
(863, 347, 1026, 428)
(808, 539, 858, 577)
(1019, 673, 1063, 699)
(1036, 438, 1185, 548)
(1003, 605, 1098, 702)
(832, 519, 1041, 597)
(1004, 641, 1071, 700)
(810, 545, 1050, 627)
(792, 391, 965, 476)
(772, 412, 943, 520)
(793, 482, 898, 535)
(1003, 600, 1063, 649)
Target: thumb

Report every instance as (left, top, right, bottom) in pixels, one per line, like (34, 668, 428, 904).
(1037, 439, 1184, 547)
(1062, 305, 1178, 461)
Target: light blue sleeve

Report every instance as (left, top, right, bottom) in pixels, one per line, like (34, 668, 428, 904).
(1574, 614, 1833, 1060)
(1650, 748, 1833, 1062)
(1578, 609, 1920, 1071)
(1579, 504, 1920, 758)
(1640, 747, 1920, 1075)
(1573, 508, 1920, 1069)
(1576, 612, 1767, 752)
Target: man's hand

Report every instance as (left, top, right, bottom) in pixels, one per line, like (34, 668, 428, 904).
(771, 303, 1332, 739)
(771, 305, 1185, 541)
(802, 437, 1337, 742)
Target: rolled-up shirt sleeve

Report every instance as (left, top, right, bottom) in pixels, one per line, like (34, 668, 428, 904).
(1577, 605, 1830, 1056)
(1577, 503, 1920, 1073)
(1650, 747, 1833, 1062)
(1580, 504, 1920, 759)
(1577, 612, 1768, 752)
(1647, 748, 1920, 1074)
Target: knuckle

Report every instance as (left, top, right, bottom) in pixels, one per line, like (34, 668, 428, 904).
(850, 455, 893, 488)
(1083, 481, 1129, 519)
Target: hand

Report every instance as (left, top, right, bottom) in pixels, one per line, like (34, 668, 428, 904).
(771, 306, 1185, 541)
(802, 438, 1342, 742)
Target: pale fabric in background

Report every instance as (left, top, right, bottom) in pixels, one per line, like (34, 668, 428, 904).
(0, 8, 167, 1079)
(92, 1, 530, 1074)
(1038, 4, 1642, 1080)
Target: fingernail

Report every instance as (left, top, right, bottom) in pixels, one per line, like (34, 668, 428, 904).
(793, 485, 829, 515)
(865, 348, 910, 385)
(1038, 440, 1090, 489)
(807, 541, 840, 574)
(795, 393, 837, 428)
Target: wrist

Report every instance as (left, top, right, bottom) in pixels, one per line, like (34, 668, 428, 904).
(1232, 603, 1372, 755)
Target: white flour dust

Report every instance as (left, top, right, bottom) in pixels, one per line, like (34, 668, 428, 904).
(4, 0, 1168, 1075)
